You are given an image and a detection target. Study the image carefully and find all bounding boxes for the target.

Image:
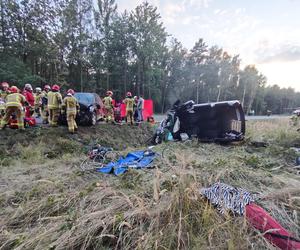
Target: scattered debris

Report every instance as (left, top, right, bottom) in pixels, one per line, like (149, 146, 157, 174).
(97, 149, 157, 175)
(80, 145, 120, 172)
(200, 182, 255, 216)
(201, 182, 300, 250)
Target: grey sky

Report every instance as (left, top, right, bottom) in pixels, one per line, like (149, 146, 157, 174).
(116, 0, 300, 91)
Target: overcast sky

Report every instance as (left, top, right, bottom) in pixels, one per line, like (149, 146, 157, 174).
(116, 0, 300, 91)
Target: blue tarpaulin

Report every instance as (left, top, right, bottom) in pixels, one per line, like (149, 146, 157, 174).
(96, 150, 156, 175)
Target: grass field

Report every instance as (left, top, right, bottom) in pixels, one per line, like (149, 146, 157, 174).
(0, 119, 300, 249)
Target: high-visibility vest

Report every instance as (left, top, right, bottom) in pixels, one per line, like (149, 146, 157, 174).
(103, 96, 113, 109)
(5, 93, 26, 108)
(124, 97, 134, 111)
(48, 91, 62, 109)
(63, 96, 79, 113)
(34, 93, 44, 106)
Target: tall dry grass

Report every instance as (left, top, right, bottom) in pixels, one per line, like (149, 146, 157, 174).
(0, 119, 300, 249)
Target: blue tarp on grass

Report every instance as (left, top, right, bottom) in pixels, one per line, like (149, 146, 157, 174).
(96, 150, 156, 175)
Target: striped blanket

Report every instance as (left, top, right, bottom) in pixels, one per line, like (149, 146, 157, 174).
(200, 182, 255, 216)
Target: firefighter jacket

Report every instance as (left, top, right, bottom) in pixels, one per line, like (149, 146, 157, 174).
(124, 97, 135, 111)
(5, 93, 26, 108)
(23, 90, 35, 106)
(0, 90, 9, 101)
(48, 91, 62, 109)
(62, 95, 79, 113)
(34, 93, 44, 107)
(103, 96, 113, 109)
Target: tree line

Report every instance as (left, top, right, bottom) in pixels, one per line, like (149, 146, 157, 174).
(1, 0, 299, 114)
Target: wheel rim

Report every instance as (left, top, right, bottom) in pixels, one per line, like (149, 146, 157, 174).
(92, 113, 96, 125)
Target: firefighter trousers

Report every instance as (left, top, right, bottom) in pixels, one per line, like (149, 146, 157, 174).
(105, 107, 114, 122)
(126, 110, 134, 125)
(67, 111, 77, 133)
(41, 107, 49, 123)
(49, 108, 60, 126)
(0, 107, 24, 129)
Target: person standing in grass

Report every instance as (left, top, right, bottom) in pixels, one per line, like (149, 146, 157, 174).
(124, 92, 135, 125)
(137, 95, 144, 122)
(103, 90, 114, 123)
(47, 84, 63, 127)
(41, 85, 51, 124)
(62, 89, 79, 134)
(34, 87, 43, 117)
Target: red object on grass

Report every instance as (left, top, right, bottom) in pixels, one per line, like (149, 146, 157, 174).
(246, 203, 300, 250)
(120, 99, 153, 119)
(8, 117, 36, 129)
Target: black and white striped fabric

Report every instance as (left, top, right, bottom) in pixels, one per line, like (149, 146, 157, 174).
(200, 182, 255, 216)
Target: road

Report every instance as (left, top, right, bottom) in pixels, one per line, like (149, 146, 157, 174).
(153, 114, 289, 122)
(34, 114, 289, 125)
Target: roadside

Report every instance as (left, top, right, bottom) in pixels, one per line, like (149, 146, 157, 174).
(0, 118, 299, 249)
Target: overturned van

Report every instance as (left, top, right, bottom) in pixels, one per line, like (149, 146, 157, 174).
(152, 100, 245, 144)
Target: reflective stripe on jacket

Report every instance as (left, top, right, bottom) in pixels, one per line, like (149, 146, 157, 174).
(63, 96, 79, 113)
(48, 91, 62, 109)
(35, 93, 44, 106)
(103, 96, 113, 109)
(5, 93, 26, 108)
(124, 97, 134, 111)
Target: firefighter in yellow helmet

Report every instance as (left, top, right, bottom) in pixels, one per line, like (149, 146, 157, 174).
(62, 89, 79, 133)
(103, 90, 114, 123)
(47, 84, 62, 126)
(0, 86, 27, 130)
(124, 91, 135, 125)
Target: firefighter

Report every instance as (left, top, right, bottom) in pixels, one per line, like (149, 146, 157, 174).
(41, 85, 51, 124)
(47, 84, 62, 127)
(124, 92, 135, 125)
(0, 82, 9, 123)
(23, 83, 35, 117)
(0, 86, 27, 130)
(62, 89, 79, 133)
(0, 82, 10, 100)
(34, 87, 43, 117)
(103, 90, 114, 123)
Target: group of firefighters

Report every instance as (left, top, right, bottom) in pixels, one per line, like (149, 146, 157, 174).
(103, 90, 145, 125)
(0, 82, 145, 134)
